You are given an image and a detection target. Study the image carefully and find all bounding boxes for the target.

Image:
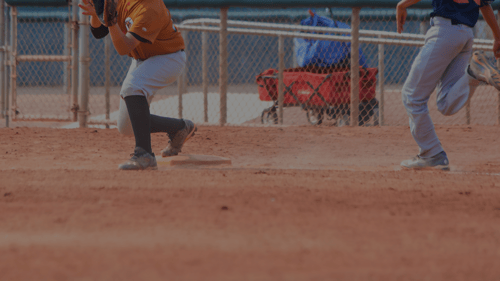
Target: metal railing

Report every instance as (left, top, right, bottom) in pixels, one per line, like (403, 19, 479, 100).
(0, 0, 5, 122)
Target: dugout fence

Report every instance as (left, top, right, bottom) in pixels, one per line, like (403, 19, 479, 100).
(1, 0, 500, 128)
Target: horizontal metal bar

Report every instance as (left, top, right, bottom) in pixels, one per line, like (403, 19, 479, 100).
(182, 18, 416, 39)
(5, 0, 68, 7)
(177, 25, 219, 33)
(12, 117, 72, 122)
(163, 0, 500, 9)
(17, 55, 71, 62)
(87, 120, 117, 126)
(230, 27, 355, 41)
(360, 37, 423, 47)
(177, 24, 494, 48)
(180, 18, 495, 45)
(473, 44, 496, 51)
(178, 24, 353, 41)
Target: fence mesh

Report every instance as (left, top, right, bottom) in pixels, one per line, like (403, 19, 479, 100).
(7, 6, 72, 122)
(2, 5, 500, 128)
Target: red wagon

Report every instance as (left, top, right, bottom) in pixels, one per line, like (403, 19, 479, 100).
(256, 67, 379, 126)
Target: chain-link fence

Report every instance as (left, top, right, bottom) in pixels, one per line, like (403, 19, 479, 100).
(171, 7, 500, 127)
(2, 4, 500, 128)
(1, 5, 75, 124)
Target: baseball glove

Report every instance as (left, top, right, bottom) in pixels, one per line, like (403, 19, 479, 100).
(92, 0, 118, 27)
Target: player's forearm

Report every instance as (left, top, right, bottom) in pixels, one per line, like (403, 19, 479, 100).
(480, 5, 500, 40)
(89, 16, 108, 39)
(90, 15, 101, 29)
(397, 0, 422, 9)
(108, 25, 138, 56)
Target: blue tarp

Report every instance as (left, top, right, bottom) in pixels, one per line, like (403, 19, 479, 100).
(295, 12, 368, 68)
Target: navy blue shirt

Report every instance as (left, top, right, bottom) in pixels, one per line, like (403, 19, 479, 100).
(431, 0, 494, 27)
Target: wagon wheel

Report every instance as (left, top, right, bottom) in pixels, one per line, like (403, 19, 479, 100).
(306, 108, 324, 125)
(261, 108, 278, 125)
(358, 99, 379, 126)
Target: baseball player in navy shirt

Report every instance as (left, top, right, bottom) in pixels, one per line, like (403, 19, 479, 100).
(397, 0, 500, 170)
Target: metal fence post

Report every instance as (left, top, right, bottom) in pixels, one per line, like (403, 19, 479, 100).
(377, 34, 385, 126)
(4, 4, 8, 127)
(219, 7, 228, 126)
(0, 0, 4, 120)
(465, 92, 472, 125)
(78, 0, 89, 128)
(177, 68, 183, 119)
(278, 35, 285, 125)
(182, 31, 188, 113)
(104, 34, 110, 127)
(467, 10, 479, 125)
(350, 7, 360, 127)
(178, 30, 188, 119)
(419, 20, 428, 35)
(9, 6, 17, 122)
(202, 23, 208, 123)
(497, 8, 500, 125)
(71, 0, 79, 122)
(466, 19, 478, 125)
(64, 21, 71, 120)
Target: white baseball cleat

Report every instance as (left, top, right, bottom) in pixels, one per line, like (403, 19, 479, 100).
(119, 147, 158, 170)
(468, 50, 500, 91)
(401, 151, 450, 171)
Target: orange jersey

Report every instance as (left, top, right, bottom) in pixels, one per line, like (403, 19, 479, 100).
(116, 0, 185, 60)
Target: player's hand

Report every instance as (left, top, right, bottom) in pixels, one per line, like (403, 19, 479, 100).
(493, 38, 500, 59)
(78, 0, 98, 18)
(396, 3, 407, 34)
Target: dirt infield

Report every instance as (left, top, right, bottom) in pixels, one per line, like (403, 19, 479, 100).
(1, 125, 500, 280)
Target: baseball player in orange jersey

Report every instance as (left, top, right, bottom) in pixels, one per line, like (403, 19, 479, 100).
(79, 0, 197, 170)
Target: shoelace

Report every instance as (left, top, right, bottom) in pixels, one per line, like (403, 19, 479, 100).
(129, 151, 145, 159)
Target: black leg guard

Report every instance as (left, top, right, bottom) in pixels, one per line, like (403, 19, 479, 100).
(150, 114, 186, 139)
(123, 95, 152, 154)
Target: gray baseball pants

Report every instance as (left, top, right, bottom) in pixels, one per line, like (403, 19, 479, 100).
(402, 16, 475, 158)
(117, 50, 186, 136)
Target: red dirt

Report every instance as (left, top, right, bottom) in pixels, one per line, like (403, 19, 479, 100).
(1, 125, 500, 280)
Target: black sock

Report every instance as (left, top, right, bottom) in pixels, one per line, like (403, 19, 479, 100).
(123, 95, 152, 154)
(150, 114, 186, 138)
